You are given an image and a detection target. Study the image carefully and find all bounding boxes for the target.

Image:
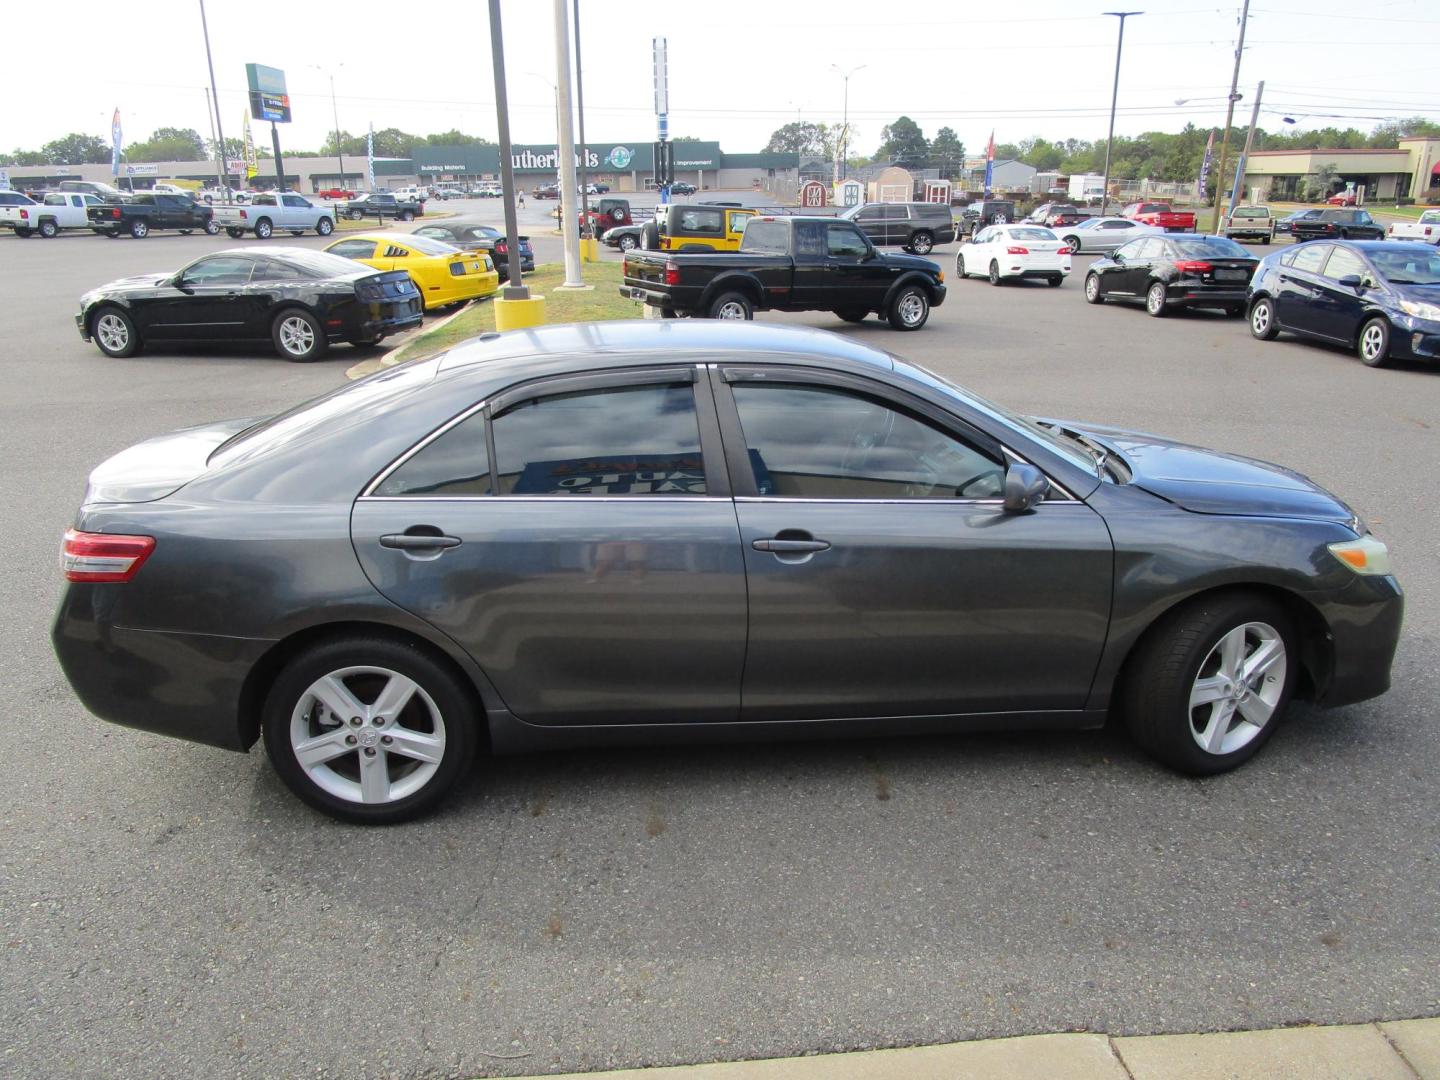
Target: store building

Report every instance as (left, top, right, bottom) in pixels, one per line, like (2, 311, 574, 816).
(1243, 138, 1440, 202)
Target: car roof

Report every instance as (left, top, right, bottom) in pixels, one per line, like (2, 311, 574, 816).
(438, 322, 899, 380)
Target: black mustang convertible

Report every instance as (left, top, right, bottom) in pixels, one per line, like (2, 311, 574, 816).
(75, 247, 423, 362)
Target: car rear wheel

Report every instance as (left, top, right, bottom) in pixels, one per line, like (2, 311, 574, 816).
(709, 291, 753, 320)
(92, 308, 141, 358)
(254, 218, 273, 239)
(261, 637, 477, 824)
(14, 227, 33, 238)
(1358, 317, 1391, 368)
(909, 230, 934, 255)
(1145, 281, 1168, 317)
(271, 309, 328, 362)
(39, 220, 59, 238)
(1084, 273, 1103, 304)
(1064, 235, 1082, 253)
(1250, 298, 1279, 339)
(988, 261, 1002, 286)
(955, 254, 965, 278)
(348, 209, 363, 220)
(317, 217, 334, 236)
(1123, 592, 1297, 775)
(225, 227, 245, 239)
(400, 210, 415, 222)
(1047, 275, 1063, 287)
(888, 285, 930, 331)
(129, 219, 148, 238)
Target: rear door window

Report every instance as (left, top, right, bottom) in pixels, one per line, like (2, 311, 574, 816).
(1290, 244, 1330, 275)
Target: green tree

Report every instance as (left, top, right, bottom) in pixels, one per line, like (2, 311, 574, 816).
(1311, 162, 1339, 198)
(423, 129, 495, 148)
(320, 129, 369, 157)
(929, 127, 964, 176)
(128, 127, 206, 162)
(875, 116, 928, 166)
(764, 121, 830, 157)
(7, 148, 48, 166)
(40, 132, 110, 165)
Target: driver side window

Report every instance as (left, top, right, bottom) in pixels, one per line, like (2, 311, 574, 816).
(730, 383, 1004, 500)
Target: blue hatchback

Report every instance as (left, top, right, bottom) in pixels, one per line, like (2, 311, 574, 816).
(1246, 240, 1440, 367)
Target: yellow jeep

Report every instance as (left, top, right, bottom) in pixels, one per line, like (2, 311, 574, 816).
(654, 202, 756, 251)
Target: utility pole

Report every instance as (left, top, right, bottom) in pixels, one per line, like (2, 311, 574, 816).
(1226, 80, 1264, 220)
(198, 0, 231, 196)
(552, 0, 583, 287)
(830, 65, 865, 181)
(654, 37, 671, 205)
(270, 123, 286, 192)
(1211, 0, 1252, 233)
(489, 0, 541, 327)
(1100, 11, 1142, 218)
(313, 66, 347, 189)
(573, 0, 591, 250)
(203, 87, 225, 194)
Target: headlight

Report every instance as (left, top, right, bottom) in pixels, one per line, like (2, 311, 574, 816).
(937, 269, 945, 283)
(1399, 299, 1440, 322)
(1328, 535, 1392, 576)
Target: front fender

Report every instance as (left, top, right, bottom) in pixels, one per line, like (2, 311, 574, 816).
(882, 271, 943, 309)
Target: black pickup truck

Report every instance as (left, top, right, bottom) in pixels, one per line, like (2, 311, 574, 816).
(620, 215, 946, 330)
(87, 193, 218, 238)
(338, 193, 425, 222)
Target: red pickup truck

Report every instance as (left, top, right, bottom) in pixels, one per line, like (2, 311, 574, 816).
(1122, 201, 1196, 232)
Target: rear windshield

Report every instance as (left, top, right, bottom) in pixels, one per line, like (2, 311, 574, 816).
(270, 250, 373, 278)
(1231, 207, 1269, 218)
(1170, 237, 1249, 258)
(1007, 228, 1058, 241)
(388, 234, 461, 256)
(741, 221, 790, 253)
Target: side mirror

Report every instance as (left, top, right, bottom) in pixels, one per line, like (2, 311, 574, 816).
(1337, 274, 1364, 291)
(1112, 252, 1124, 264)
(1003, 462, 1048, 514)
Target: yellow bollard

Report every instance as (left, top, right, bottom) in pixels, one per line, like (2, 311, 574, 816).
(580, 236, 600, 262)
(493, 295, 547, 330)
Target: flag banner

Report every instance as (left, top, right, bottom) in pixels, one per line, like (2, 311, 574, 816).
(367, 124, 375, 191)
(111, 108, 122, 176)
(1198, 130, 1216, 196)
(983, 130, 995, 195)
(242, 111, 258, 179)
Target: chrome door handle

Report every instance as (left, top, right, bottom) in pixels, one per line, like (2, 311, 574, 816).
(752, 538, 830, 553)
(380, 533, 461, 551)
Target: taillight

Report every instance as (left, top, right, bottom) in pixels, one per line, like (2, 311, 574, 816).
(1006, 246, 1029, 255)
(496, 241, 508, 254)
(19, 209, 28, 219)
(240, 210, 247, 219)
(664, 260, 680, 286)
(622, 257, 630, 277)
(1057, 246, 1072, 255)
(1174, 260, 1212, 274)
(111, 208, 121, 219)
(61, 529, 155, 583)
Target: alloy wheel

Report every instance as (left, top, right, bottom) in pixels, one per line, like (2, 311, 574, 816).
(1251, 303, 1270, 336)
(716, 300, 748, 320)
(898, 291, 926, 325)
(1188, 622, 1287, 756)
(278, 315, 316, 356)
(96, 313, 129, 353)
(1360, 322, 1387, 364)
(288, 666, 447, 805)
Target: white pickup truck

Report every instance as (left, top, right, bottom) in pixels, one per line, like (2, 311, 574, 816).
(2, 191, 104, 238)
(1387, 209, 1440, 245)
(211, 191, 336, 239)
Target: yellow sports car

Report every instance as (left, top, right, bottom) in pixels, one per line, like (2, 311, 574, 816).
(323, 231, 499, 310)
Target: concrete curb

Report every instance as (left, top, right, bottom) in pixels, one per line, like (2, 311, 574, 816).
(504, 1019, 1440, 1079)
(344, 298, 485, 380)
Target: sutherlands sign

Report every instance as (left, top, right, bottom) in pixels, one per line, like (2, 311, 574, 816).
(512, 148, 601, 171)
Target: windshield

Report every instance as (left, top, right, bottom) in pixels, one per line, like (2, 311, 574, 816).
(838, 206, 861, 221)
(1171, 237, 1249, 258)
(1371, 249, 1440, 285)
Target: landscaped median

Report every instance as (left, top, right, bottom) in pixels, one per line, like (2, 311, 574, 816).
(506, 1019, 1440, 1079)
(347, 261, 634, 378)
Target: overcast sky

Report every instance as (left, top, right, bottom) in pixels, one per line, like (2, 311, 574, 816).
(8, 0, 1437, 160)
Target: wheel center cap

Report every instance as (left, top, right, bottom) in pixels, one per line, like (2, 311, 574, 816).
(358, 728, 380, 748)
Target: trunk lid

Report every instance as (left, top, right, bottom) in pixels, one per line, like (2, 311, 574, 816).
(83, 418, 260, 505)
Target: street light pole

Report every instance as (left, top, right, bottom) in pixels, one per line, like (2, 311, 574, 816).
(1100, 11, 1142, 219)
(197, 0, 231, 196)
(552, 0, 584, 287)
(1211, 0, 1252, 233)
(489, 0, 529, 301)
(830, 64, 865, 180)
(573, 0, 591, 243)
(312, 66, 347, 189)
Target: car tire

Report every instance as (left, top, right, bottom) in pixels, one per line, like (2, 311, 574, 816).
(709, 291, 753, 320)
(1122, 592, 1298, 776)
(348, 209, 362, 220)
(611, 206, 626, 222)
(271, 308, 328, 362)
(254, 218, 273, 239)
(988, 261, 1002, 286)
(1145, 281, 1168, 317)
(129, 219, 148, 238)
(1063, 235, 1081, 254)
(1047, 275, 1063, 287)
(317, 217, 334, 236)
(39, 220, 59, 238)
(400, 210, 415, 222)
(836, 309, 868, 323)
(225, 227, 245, 239)
(290, 230, 305, 237)
(910, 231, 934, 255)
(91, 307, 142, 358)
(618, 235, 637, 252)
(1260, 236, 1270, 245)
(179, 229, 193, 235)
(1357, 317, 1392, 368)
(1249, 297, 1279, 340)
(955, 254, 966, 278)
(1084, 273, 1104, 304)
(204, 219, 220, 236)
(261, 636, 477, 824)
(887, 285, 930, 331)
(640, 221, 660, 250)
(14, 226, 33, 238)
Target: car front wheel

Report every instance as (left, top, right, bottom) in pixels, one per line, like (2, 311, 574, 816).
(888, 285, 930, 330)
(262, 637, 477, 823)
(617, 235, 637, 252)
(1084, 273, 1104, 304)
(1123, 592, 1297, 775)
(204, 219, 220, 235)
(92, 307, 141, 358)
(1358, 317, 1391, 368)
(317, 217, 334, 236)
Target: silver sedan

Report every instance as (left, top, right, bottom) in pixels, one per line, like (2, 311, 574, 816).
(1054, 216, 1163, 254)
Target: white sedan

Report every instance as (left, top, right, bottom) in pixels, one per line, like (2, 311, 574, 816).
(955, 224, 1072, 286)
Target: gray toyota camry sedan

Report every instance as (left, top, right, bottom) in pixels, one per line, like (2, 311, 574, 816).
(52, 322, 1403, 823)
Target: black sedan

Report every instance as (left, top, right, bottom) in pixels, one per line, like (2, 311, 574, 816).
(52, 322, 1401, 823)
(603, 224, 642, 252)
(1084, 234, 1259, 317)
(669, 181, 698, 195)
(1247, 240, 1440, 367)
(1291, 208, 1385, 243)
(412, 220, 534, 279)
(75, 248, 423, 362)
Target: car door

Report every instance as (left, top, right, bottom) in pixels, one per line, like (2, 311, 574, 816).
(850, 206, 886, 246)
(971, 227, 1001, 275)
(711, 366, 1113, 720)
(1310, 245, 1373, 343)
(788, 221, 831, 308)
(1100, 239, 1147, 297)
(137, 254, 256, 339)
(351, 367, 747, 726)
(1273, 242, 1330, 334)
(823, 221, 891, 308)
(724, 209, 753, 249)
(282, 194, 312, 229)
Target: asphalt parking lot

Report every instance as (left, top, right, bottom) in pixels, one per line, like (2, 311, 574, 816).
(2, 203, 1438, 1080)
